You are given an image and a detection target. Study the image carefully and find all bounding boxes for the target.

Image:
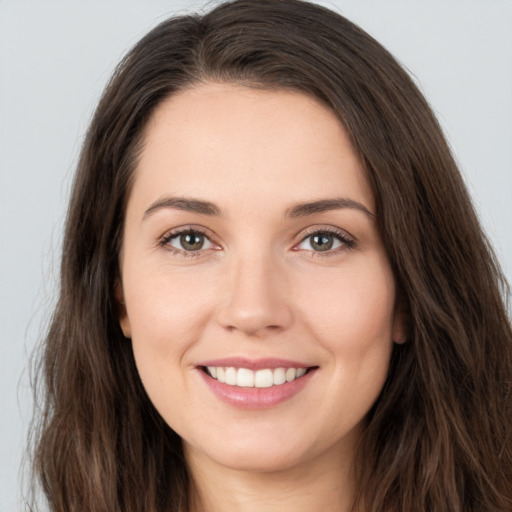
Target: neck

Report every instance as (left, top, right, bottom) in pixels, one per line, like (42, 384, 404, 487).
(185, 440, 360, 512)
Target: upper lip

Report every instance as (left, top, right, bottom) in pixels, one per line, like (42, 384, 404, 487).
(196, 357, 315, 371)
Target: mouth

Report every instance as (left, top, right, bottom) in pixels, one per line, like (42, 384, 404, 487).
(196, 357, 318, 408)
(201, 365, 312, 388)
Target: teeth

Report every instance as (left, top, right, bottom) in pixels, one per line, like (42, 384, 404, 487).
(206, 366, 309, 388)
(225, 367, 237, 385)
(285, 367, 296, 382)
(273, 367, 286, 385)
(254, 369, 273, 388)
(237, 368, 254, 387)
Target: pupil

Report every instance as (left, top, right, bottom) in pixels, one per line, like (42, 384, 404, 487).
(312, 234, 333, 251)
(181, 233, 204, 251)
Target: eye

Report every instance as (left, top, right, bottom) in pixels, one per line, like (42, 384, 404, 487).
(295, 229, 355, 254)
(160, 229, 216, 254)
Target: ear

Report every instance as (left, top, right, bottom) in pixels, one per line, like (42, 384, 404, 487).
(115, 280, 132, 339)
(392, 307, 408, 345)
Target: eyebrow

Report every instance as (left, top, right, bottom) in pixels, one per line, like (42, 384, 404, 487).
(285, 198, 375, 218)
(143, 197, 223, 219)
(143, 196, 375, 220)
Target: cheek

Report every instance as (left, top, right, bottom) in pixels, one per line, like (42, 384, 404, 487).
(296, 257, 396, 354)
(123, 264, 217, 385)
(123, 267, 220, 425)
(296, 260, 396, 429)
(126, 263, 214, 336)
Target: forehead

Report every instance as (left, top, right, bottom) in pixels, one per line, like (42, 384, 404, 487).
(130, 82, 373, 215)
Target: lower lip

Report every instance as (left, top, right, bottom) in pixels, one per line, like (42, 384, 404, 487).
(198, 368, 315, 409)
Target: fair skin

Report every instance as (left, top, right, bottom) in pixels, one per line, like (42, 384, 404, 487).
(118, 83, 404, 512)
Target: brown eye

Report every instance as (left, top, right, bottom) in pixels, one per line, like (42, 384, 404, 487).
(295, 229, 355, 254)
(165, 230, 214, 252)
(310, 234, 334, 251)
(179, 232, 205, 251)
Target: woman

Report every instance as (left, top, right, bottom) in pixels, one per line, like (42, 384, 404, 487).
(31, 0, 512, 511)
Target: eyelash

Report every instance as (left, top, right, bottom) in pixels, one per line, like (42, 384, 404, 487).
(158, 226, 356, 258)
(294, 226, 356, 257)
(158, 227, 215, 258)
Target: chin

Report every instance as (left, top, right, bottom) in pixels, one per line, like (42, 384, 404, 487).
(183, 427, 319, 474)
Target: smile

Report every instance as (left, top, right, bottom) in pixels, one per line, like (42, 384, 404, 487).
(197, 358, 317, 408)
(204, 366, 308, 388)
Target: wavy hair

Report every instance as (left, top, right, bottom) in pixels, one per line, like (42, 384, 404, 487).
(31, 1, 512, 510)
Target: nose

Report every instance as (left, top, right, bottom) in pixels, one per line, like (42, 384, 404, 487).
(216, 252, 294, 337)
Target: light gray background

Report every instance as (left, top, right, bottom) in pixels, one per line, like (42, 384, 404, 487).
(1, 1, 511, 510)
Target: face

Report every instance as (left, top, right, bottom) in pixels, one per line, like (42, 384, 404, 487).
(118, 83, 404, 475)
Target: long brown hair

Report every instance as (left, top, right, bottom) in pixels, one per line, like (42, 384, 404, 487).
(31, 1, 512, 510)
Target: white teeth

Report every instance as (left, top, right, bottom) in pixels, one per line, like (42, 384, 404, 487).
(273, 367, 286, 385)
(237, 368, 255, 387)
(225, 367, 237, 385)
(205, 366, 309, 388)
(255, 369, 273, 388)
(285, 367, 297, 382)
